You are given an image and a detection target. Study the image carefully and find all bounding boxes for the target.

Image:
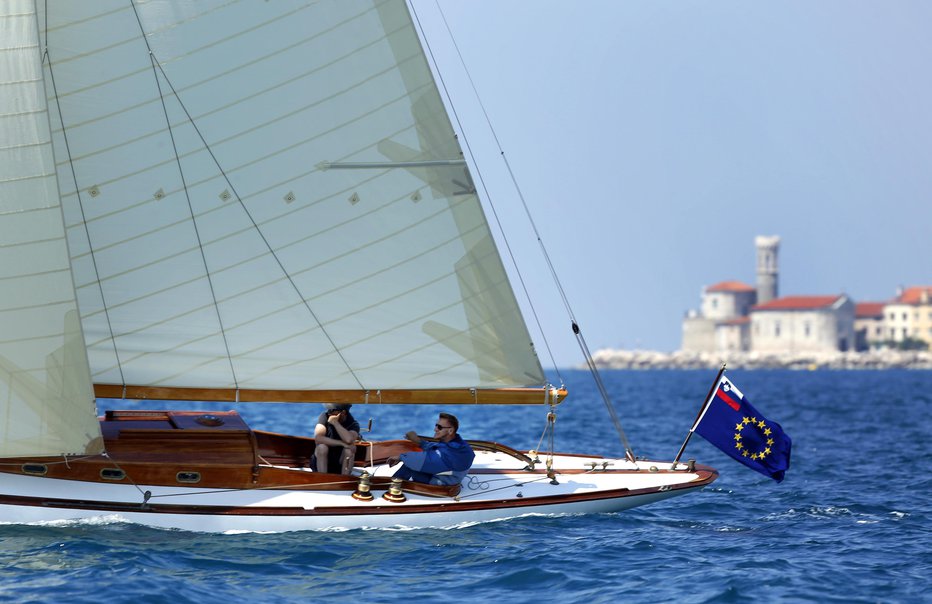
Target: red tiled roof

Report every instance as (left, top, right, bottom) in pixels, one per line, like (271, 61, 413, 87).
(707, 280, 756, 293)
(752, 295, 843, 311)
(855, 302, 885, 318)
(896, 286, 932, 305)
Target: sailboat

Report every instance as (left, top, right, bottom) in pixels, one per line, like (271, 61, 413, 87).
(0, 0, 716, 531)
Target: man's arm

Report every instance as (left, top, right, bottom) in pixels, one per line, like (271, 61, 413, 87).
(397, 445, 451, 474)
(314, 421, 352, 447)
(329, 416, 358, 445)
(387, 432, 425, 466)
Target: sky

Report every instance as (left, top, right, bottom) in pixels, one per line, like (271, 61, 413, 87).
(410, 1, 932, 367)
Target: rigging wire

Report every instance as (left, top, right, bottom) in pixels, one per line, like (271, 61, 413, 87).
(421, 1, 634, 457)
(121, 0, 367, 392)
(129, 2, 240, 390)
(408, 1, 563, 388)
(42, 49, 126, 389)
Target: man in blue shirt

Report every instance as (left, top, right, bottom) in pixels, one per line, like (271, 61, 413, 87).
(387, 413, 475, 486)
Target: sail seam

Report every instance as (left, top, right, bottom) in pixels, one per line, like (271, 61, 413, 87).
(129, 0, 240, 391)
(48, 31, 420, 167)
(0, 77, 42, 88)
(77, 207, 482, 353)
(0, 44, 40, 53)
(73, 194, 477, 329)
(134, 35, 365, 393)
(0, 267, 71, 283)
(46, 10, 410, 137)
(46, 2, 351, 97)
(41, 3, 129, 36)
(0, 296, 74, 316)
(0, 139, 52, 151)
(81, 222, 494, 385)
(0, 172, 57, 184)
(52, 78, 430, 200)
(0, 235, 65, 250)
(84, 237, 514, 388)
(0, 205, 61, 216)
(43, 49, 126, 388)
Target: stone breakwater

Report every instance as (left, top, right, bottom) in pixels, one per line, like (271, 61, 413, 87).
(590, 349, 932, 370)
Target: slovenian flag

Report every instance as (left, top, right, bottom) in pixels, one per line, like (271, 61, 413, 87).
(692, 374, 792, 482)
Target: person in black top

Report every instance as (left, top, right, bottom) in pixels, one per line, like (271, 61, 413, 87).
(311, 404, 360, 474)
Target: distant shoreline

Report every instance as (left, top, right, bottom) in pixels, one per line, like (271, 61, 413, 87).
(589, 349, 932, 370)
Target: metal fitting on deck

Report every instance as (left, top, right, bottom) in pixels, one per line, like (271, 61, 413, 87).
(352, 470, 374, 501)
(546, 458, 559, 485)
(382, 477, 406, 503)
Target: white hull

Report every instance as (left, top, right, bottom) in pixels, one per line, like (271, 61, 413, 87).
(0, 452, 715, 532)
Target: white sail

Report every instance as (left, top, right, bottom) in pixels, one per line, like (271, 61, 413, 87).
(35, 0, 544, 397)
(0, 1, 103, 456)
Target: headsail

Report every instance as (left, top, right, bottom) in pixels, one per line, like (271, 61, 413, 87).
(36, 0, 547, 401)
(0, 1, 103, 456)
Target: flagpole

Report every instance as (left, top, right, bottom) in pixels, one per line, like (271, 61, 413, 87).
(671, 362, 726, 469)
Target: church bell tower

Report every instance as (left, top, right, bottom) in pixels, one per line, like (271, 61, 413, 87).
(755, 235, 780, 305)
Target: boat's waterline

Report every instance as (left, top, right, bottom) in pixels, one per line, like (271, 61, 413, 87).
(0, 454, 716, 532)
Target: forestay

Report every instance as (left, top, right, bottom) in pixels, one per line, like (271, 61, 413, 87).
(37, 0, 546, 400)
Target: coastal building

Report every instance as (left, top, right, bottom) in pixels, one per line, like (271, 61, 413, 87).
(750, 295, 856, 353)
(884, 286, 932, 347)
(854, 302, 886, 350)
(681, 280, 756, 352)
(680, 236, 865, 354)
(681, 311, 716, 353)
(717, 317, 751, 352)
(702, 281, 758, 320)
(681, 237, 775, 354)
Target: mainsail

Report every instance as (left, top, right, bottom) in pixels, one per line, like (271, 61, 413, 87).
(20, 0, 548, 404)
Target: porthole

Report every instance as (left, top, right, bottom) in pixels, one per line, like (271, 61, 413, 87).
(22, 464, 48, 476)
(100, 468, 125, 480)
(176, 471, 201, 484)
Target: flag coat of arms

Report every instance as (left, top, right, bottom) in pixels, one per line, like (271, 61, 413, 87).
(693, 375, 792, 482)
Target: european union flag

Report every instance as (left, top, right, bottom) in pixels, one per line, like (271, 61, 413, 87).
(693, 375, 792, 482)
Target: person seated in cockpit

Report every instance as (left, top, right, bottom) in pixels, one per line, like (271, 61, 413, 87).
(311, 403, 359, 474)
(386, 413, 474, 485)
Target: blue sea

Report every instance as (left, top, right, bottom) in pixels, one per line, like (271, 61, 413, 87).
(1, 370, 929, 603)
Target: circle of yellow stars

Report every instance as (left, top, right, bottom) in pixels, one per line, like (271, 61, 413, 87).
(733, 416, 775, 461)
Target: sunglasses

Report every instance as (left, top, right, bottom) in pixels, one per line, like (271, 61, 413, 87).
(435, 424, 452, 431)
